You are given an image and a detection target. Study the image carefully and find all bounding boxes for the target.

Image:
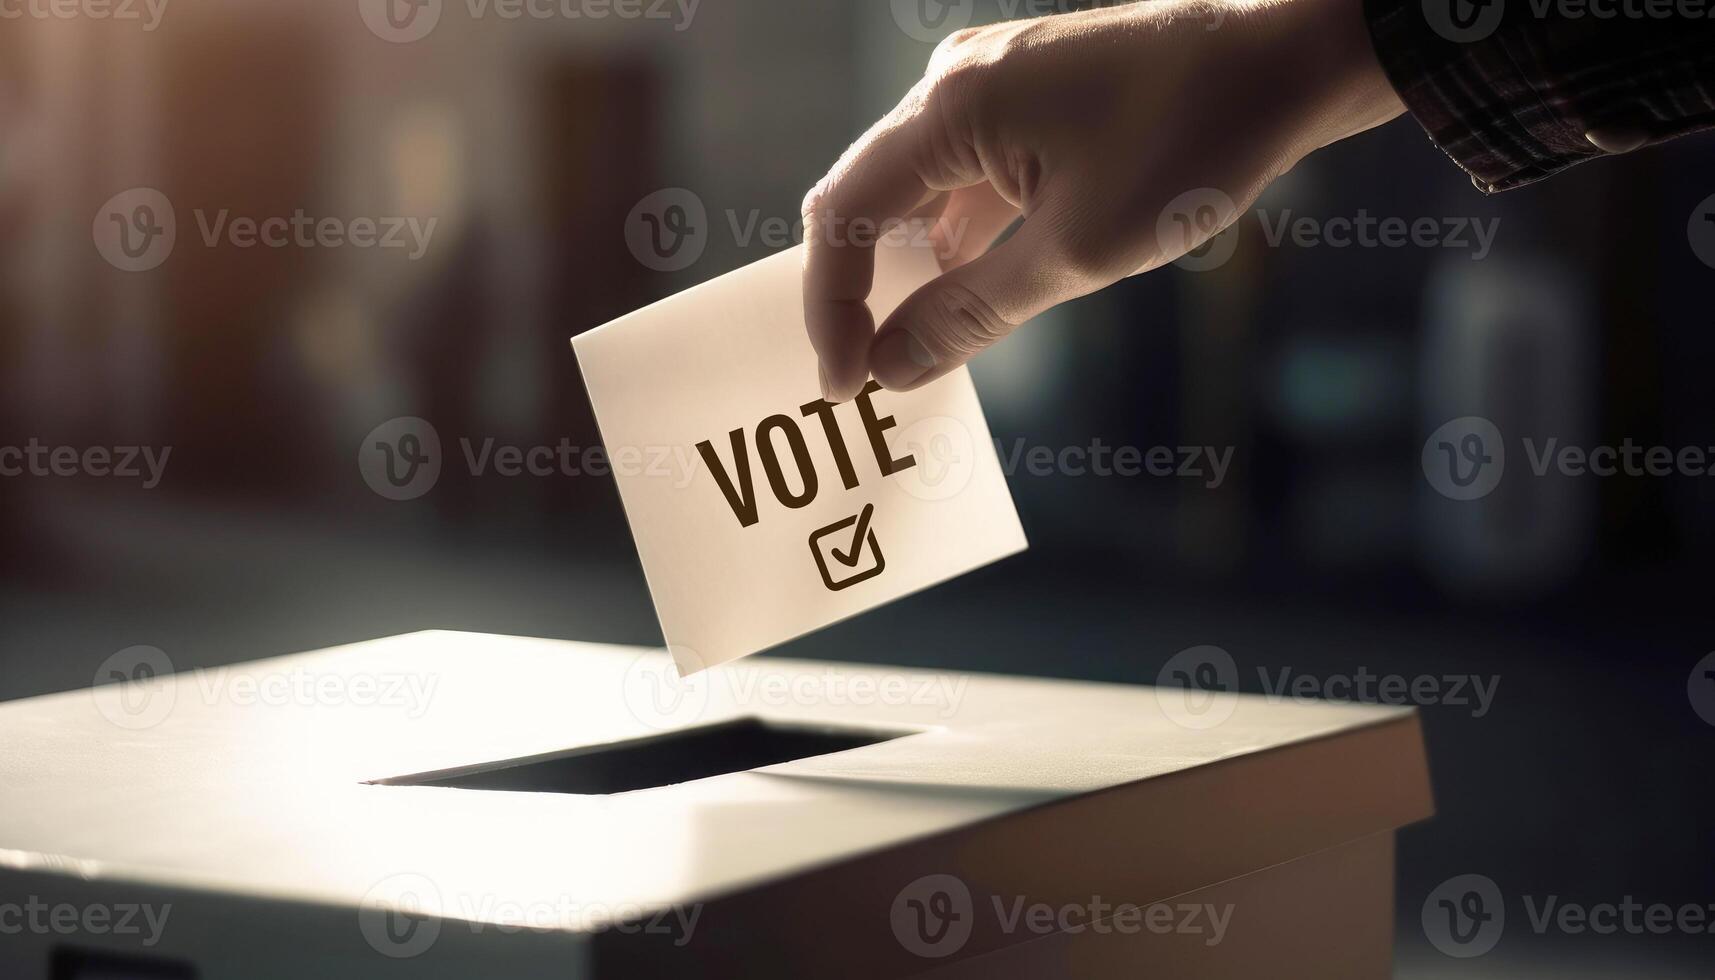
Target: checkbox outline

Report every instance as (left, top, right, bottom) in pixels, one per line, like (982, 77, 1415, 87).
(809, 509, 886, 592)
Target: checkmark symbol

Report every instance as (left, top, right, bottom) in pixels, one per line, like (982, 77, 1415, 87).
(831, 504, 875, 566)
(808, 505, 886, 592)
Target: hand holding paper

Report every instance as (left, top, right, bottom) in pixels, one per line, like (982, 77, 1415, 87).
(800, 0, 1404, 400)
(574, 237, 1026, 672)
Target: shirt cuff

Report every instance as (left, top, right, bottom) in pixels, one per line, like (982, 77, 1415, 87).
(1364, 0, 1715, 192)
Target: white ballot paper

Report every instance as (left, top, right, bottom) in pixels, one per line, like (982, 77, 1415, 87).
(574, 239, 1027, 672)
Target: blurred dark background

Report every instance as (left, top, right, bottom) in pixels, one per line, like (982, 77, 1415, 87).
(1, 1, 1711, 976)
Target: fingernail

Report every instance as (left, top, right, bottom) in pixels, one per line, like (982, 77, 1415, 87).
(819, 364, 833, 401)
(871, 330, 936, 389)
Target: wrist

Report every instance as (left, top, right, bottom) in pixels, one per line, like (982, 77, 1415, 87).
(1264, 0, 1406, 160)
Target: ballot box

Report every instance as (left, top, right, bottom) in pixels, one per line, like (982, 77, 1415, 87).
(0, 631, 1432, 978)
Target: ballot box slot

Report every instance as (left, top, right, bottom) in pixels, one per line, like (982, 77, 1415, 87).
(369, 717, 913, 795)
(51, 946, 198, 980)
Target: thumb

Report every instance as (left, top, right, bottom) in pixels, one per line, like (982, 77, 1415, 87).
(867, 203, 1123, 391)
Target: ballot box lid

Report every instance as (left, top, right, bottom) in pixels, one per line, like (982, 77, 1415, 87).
(0, 631, 1432, 976)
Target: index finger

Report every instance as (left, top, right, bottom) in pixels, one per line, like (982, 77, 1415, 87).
(801, 116, 938, 402)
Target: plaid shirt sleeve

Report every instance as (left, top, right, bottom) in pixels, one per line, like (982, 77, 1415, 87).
(1365, 0, 1715, 191)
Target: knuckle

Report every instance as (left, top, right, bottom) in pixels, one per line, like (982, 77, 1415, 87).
(993, 19, 1045, 61)
(928, 55, 983, 105)
(800, 182, 829, 222)
(924, 21, 1043, 138)
(922, 61, 988, 148)
(927, 24, 1005, 99)
(919, 283, 1013, 361)
(933, 26, 985, 58)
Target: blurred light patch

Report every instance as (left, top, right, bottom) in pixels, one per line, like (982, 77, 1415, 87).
(1273, 336, 1409, 441)
(387, 102, 466, 244)
(293, 286, 379, 389)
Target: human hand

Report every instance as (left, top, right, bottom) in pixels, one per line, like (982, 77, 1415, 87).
(801, 0, 1405, 400)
